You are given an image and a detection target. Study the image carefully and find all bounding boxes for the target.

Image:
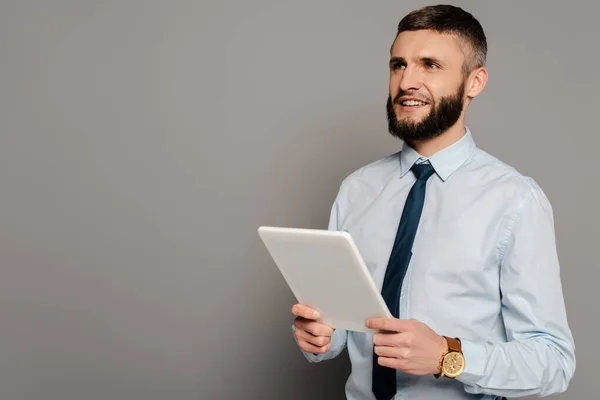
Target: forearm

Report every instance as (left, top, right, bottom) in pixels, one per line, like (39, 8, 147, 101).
(458, 335, 575, 397)
(291, 324, 348, 362)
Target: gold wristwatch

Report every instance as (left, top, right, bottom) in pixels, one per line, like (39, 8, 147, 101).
(434, 336, 465, 379)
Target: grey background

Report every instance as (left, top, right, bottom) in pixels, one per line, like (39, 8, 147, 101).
(0, 0, 596, 399)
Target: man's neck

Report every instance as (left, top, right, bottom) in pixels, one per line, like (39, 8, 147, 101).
(408, 121, 467, 157)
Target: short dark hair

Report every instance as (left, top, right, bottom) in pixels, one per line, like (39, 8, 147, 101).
(394, 4, 487, 75)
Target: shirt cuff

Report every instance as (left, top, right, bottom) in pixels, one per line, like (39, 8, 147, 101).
(457, 338, 488, 386)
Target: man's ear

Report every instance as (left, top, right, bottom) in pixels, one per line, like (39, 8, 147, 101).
(466, 67, 488, 99)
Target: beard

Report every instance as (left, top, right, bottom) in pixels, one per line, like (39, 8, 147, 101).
(386, 81, 466, 144)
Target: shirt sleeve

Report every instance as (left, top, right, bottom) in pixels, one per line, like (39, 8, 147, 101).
(457, 180, 576, 397)
(290, 188, 349, 362)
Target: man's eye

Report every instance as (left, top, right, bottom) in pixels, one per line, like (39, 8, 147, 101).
(427, 63, 438, 69)
(392, 63, 406, 70)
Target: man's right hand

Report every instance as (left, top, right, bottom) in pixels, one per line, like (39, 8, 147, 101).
(291, 304, 335, 354)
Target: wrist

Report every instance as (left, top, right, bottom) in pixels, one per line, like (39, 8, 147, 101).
(440, 335, 448, 354)
(434, 335, 447, 375)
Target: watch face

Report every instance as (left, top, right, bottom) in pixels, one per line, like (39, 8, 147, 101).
(442, 352, 465, 378)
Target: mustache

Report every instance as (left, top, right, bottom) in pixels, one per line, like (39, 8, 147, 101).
(392, 90, 431, 105)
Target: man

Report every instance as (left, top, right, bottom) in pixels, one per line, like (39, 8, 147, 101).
(290, 4, 576, 400)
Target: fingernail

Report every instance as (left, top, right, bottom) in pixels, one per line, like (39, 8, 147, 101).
(313, 311, 320, 318)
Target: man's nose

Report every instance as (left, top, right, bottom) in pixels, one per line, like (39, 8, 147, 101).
(399, 66, 423, 92)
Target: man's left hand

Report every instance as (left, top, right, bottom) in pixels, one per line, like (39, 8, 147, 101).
(366, 317, 447, 376)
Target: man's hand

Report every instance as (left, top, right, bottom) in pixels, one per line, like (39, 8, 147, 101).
(291, 304, 335, 354)
(366, 317, 447, 375)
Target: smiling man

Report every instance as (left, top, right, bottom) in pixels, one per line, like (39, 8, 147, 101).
(290, 4, 576, 400)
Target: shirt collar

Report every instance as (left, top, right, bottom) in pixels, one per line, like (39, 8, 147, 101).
(399, 127, 477, 182)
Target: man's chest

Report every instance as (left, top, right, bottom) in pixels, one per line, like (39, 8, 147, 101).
(339, 181, 513, 291)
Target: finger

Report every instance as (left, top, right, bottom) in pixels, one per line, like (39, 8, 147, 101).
(295, 318, 334, 337)
(373, 332, 413, 347)
(366, 317, 410, 332)
(374, 345, 410, 359)
(291, 304, 320, 320)
(366, 317, 402, 332)
(377, 356, 405, 370)
(297, 338, 332, 354)
(372, 331, 397, 346)
(294, 327, 331, 347)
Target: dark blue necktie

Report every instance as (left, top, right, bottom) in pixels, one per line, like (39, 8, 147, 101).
(372, 162, 435, 400)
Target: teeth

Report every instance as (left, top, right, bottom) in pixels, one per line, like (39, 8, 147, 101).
(402, 100, 426, 106)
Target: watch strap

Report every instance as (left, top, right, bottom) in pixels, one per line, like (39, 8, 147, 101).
(445, 336, 462, 353)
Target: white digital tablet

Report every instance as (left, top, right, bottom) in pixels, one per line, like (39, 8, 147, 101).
(257, 226, 392, 332)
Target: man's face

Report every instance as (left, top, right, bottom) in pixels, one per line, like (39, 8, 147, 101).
(387, 30, 469, 143)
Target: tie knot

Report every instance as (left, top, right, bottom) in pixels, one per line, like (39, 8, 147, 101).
(411, 162, 435, 181)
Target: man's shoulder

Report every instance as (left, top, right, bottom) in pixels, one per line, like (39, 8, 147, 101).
(469, 148, 547, 204)
(338, 151, 401, 192)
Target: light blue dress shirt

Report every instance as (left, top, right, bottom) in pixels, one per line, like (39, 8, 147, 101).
(292, 128, 575, 399)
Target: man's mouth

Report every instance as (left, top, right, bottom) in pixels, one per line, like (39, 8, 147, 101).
(400, 100, 427, 106)
(396, 99, 429, 111)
